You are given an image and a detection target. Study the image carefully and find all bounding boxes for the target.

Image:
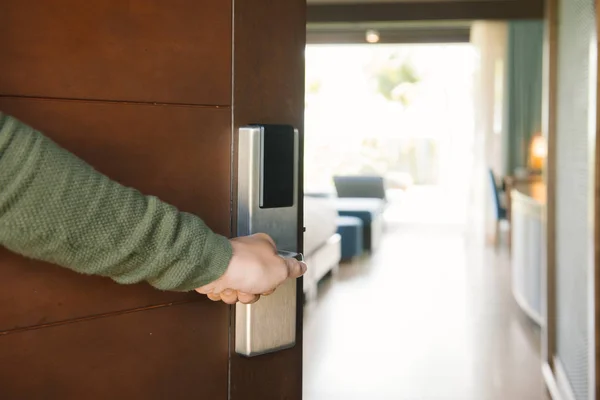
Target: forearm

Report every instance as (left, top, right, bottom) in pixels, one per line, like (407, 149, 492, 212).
(0, 113, 232, 291)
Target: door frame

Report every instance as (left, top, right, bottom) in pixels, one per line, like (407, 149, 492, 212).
(541, 0, 600, 398)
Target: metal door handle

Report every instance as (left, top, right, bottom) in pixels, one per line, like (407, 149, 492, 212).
(278, 250, 304, 262)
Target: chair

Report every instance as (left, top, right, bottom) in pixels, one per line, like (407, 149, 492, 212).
(489, 169, 507, 245)
(332, 175, 387, 253)
(333, 175, 387, 202)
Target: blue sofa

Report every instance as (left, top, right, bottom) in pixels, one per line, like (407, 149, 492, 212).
(332, 175, 387, 252)
(334, 197, 385, 252)
(306, 175, 387, 254)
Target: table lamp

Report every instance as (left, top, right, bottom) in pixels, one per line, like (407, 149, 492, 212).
(529, 133, 547, 172)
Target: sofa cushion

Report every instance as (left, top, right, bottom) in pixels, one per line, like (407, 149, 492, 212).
(334, 198, 386, 224)
(336, 216, 363, 260)
(334, 198, 385, 251)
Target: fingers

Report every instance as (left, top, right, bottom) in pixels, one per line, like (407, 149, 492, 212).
(205, 290, 260, 304)
(253, 232, 277, 250)
(220, 289, 239, 305)
(284, 258, 308, 279)
(207, 292, 221, 301)
(195, 285, 213, 295)
(238, 292, 260, 304)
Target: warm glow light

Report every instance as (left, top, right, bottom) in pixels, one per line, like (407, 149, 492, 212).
(366, 29, 380, 43)
(531, 135, 547, 158)
(529, 133, 547, 170)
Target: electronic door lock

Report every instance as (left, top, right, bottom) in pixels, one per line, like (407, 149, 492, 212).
(235, 124, 300, 357)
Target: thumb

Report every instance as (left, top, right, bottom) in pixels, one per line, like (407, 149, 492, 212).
(285, 258, 307, 279)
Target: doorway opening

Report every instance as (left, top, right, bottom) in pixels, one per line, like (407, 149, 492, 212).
(302, 40, 548, 399)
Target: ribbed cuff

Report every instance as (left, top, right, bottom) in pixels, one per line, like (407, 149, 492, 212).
(176, 232, 233, 292)
(202, 232, 233, 283)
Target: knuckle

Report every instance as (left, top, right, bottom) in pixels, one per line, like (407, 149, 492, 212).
(281, 263, 291, 280)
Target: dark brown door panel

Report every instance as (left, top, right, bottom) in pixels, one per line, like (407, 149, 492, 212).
(0, 0, 232, 105)
(0, 301, 229, 399)
(0, 98, 232, 331)
(0, 250, 197, 333)
(230, 0, 305, 398)
(0, 98, 232, 228)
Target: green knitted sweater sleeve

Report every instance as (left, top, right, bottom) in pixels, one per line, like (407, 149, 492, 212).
(0, 113, 232, 291)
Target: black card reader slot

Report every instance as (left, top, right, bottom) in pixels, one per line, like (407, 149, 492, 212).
(258, 124, 295, 209)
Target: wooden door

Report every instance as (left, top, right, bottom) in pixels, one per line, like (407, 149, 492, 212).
(0, 1, 305, 399)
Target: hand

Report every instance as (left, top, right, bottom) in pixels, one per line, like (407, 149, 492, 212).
(196, 233, 307, 304)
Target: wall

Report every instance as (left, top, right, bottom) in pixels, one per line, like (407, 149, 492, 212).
(504, 20, 545, 175)
(470, 21, 508, 242)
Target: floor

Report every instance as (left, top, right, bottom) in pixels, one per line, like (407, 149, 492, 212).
(303, 191, 549, 400)
(384, 186, 470, 226)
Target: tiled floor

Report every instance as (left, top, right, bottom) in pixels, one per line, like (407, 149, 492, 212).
(303, 222, 549, 400)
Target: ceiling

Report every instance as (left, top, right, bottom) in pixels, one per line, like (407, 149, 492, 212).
(308, 0, 499, 3)
(306, 0, 544, 44)
(307, 20, 472, 44)
(307, 0, 545, 23)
